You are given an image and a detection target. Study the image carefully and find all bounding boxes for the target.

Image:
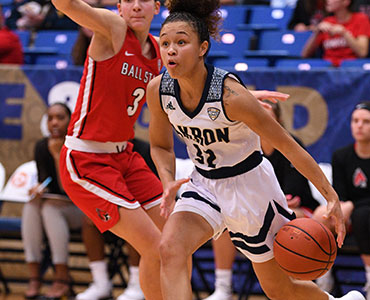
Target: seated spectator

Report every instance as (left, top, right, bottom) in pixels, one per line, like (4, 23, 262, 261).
(313, 101, 370, 298)
(5, 0, 77, 31)
(22, 102, 82, 299)
(203, 100, 320, 300)
(288, 0, 326, 31)
(0, 4, 23, 64)
(71, 26, 92, 65)
(301, 0, 370, 66)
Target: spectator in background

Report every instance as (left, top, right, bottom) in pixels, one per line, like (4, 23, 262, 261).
(301, 0, 370, 67)
(313, 102, 370, 298)
(22, 103, 82, 299)
(5, 0, 77, 31)
(71, 26, 92, 65)
(288, 0, 326, 31)
(0, 4, 23, 64)
(203, 100, 319, 300)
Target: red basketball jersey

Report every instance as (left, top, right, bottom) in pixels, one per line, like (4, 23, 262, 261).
(68, 28, 162, 142)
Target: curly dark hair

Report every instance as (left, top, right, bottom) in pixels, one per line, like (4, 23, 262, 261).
(162, 0, 222, 55)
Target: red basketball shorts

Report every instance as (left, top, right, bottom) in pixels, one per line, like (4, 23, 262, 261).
(60, 142, 163, 232)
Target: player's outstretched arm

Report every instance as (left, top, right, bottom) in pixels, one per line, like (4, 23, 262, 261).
(222, 78, 346, 247)
(51, 0, 126, 42)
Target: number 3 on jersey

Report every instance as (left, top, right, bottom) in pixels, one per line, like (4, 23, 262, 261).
(127, 87, 145, 116)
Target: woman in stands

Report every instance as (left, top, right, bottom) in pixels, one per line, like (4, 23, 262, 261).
(23, 103, 82, 299)
(146, 0, 366, 299)
(301, 0, 370, 66)
(313, 102, 370, 298)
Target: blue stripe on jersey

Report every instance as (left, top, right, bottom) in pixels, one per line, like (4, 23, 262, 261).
(181, 191, 221, 212)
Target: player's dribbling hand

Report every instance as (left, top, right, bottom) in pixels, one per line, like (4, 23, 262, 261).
(324, 199, 346, 248)
(160, 178, 190, 218)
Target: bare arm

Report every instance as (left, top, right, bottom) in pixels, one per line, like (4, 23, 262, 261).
(51, 0, 126, 53)
(301, 29, 320, 58)
(328, 24, 369, 58)
(223, 78, 346, 247)
(147, 76, 189, 217)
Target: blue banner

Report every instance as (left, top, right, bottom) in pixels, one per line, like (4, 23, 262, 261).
(1, 66, 369, 177)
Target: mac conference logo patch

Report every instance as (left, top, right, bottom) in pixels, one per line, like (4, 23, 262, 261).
(207, 107, 220, 121)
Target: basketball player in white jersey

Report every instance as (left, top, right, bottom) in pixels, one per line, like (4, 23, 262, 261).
(146, 0, 364, 299)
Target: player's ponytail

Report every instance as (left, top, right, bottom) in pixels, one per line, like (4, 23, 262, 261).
(162, 0, 222, 55)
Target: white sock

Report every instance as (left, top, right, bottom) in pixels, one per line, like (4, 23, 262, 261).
(214, 269, 232, 293)
(128, 266, 140, 286)
(89, 260, 110, 285)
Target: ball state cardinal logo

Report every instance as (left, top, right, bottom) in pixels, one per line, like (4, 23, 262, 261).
(96, 208, 111, 222)
(353, 168, 367, 188)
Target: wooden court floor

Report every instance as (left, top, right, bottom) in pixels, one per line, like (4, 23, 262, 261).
(0, 283, 268, 300)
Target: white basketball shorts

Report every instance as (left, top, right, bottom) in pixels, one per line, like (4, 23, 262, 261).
(173, 157, 295, 263)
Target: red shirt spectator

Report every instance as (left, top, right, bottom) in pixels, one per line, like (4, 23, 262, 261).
(316, 12, 370, 66)
(302, 0, 370, 67)
(0, 5, 23, 64)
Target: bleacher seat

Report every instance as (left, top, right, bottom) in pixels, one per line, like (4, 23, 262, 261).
(14, 30, 31, 49)
(151, 7, 169, 30)
(240, 6, 294, 31)
(208, 30, 253, 60)
(244, 30, 312, 59)
(24, 30, 78, 64)
(35, 55, 73, 69)
(213, 57, 269, 71)
(0, 0, 12, 5)
(219, 5, 249, 31)
(341, 59, 370, 70)
(275, 58, 332, 70)
(32, 30, 78, 54)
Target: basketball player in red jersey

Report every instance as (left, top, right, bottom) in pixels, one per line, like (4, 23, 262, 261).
(52, 0, 165, 298)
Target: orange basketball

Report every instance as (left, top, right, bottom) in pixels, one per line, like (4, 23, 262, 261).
(273, 218, 337, 280)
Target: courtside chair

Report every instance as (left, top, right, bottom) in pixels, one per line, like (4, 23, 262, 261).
(275, 58, 332, 70)
(341, 59, 370, 70)
(213, 57, 269, 71)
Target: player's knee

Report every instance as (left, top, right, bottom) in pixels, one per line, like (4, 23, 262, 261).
(159, 239, 187, 267)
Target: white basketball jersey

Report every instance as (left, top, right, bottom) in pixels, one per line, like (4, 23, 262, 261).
(159, 64, 261, 173)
